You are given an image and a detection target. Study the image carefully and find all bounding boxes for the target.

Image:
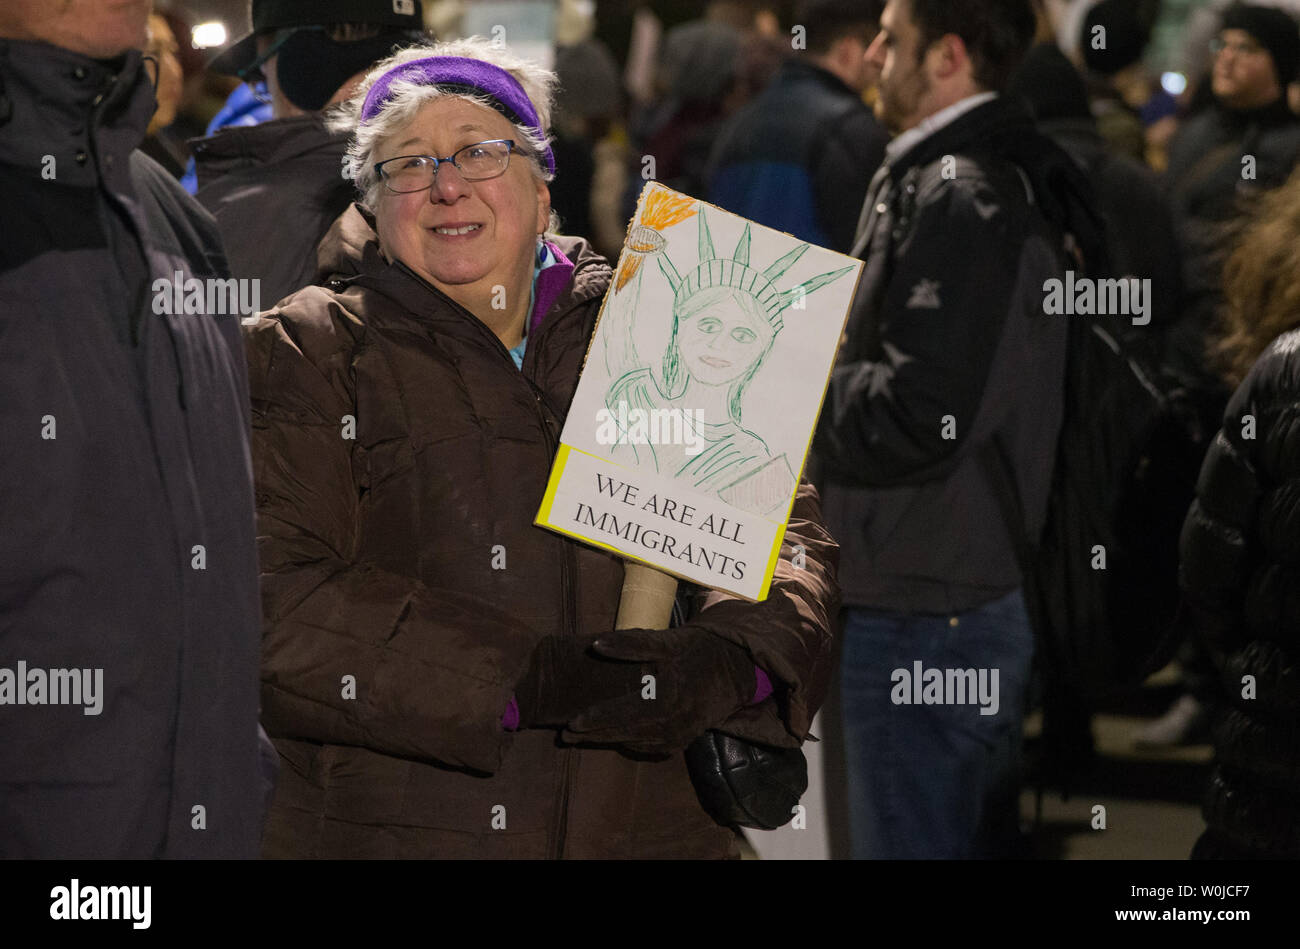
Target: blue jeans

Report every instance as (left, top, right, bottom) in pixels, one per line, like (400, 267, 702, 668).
(840, 589, 1034, 859)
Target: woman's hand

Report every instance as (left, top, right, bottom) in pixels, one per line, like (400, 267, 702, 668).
(514, 636, 646, 729)
(563, 626, 757, 754)
(515, 626, 758, 754)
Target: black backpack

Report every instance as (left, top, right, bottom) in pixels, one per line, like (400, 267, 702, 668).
(946, 120, 1211, 705)
(985, 317, 1206, 705)
(931, 144, 1205, 705)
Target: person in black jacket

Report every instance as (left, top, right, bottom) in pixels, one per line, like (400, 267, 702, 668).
(706, 0, 889, 253)
(812, 0, 1100, 859)
(1179, 167, 1300, 859)
(1165, 3, 1300, 394)
(0, 0, 266, 857)
(194, 0, 427, 308)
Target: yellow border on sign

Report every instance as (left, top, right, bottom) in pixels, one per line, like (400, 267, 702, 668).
(758, 525, 786, 600)
(535, 443, 573, 524)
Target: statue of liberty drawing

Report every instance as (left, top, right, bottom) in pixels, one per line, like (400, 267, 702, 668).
(601, 188, 853, 517)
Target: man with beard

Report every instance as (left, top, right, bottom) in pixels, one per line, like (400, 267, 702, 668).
(813, 0, 1101, 858)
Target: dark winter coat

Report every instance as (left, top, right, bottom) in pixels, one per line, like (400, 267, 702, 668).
(813, 96, 1078, 614)
(707, 59, 889, 254)
(245, 204, 840, 859)
(0, 39, 264, 857)
(193, 112, 354, 308)
(1179, 328, 1300, 858)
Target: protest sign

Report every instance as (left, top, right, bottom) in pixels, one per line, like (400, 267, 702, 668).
(537, 182, 862, 601)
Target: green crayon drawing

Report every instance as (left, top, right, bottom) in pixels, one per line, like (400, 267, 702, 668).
(602, 197, 853, 517)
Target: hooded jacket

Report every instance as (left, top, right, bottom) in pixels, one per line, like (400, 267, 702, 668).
(813, 96, 1090, 614)
(0, 39, 264, 857)
(193, 112, 355, 308)
(244, 204, 840, 859)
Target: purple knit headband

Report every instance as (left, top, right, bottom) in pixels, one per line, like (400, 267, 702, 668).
(361, 56, 556, 175)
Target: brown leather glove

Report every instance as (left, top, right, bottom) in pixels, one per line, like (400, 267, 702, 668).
(514, 635, 648, 729)
(560, 625, 757, 754)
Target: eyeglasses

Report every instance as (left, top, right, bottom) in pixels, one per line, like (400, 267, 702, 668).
(374, 140, 517, 192)
(1210, 37, 1266, 58)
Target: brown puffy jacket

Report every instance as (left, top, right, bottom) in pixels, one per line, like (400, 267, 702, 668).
(243, 204, 840, 859)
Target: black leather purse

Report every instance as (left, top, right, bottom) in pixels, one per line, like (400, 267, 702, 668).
(672, 589, 809, 830)
(684, 731, 808, 830)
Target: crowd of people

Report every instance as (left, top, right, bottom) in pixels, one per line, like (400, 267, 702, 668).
(2, 0, 1300, 860)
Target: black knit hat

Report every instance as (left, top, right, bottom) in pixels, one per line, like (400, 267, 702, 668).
(1221, 3, 1300, 84)
(1081, 0, 1151, 76)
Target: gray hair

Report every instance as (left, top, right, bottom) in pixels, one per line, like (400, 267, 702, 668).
(331, 37, 560, 232)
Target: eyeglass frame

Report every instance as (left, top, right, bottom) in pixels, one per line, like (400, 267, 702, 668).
(373, 140, 519, 193)
(1210, 35, 1267, 58)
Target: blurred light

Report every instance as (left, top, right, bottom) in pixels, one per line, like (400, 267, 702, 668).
(1161, 72, 1187, 96)
(191, 21, 227, 50)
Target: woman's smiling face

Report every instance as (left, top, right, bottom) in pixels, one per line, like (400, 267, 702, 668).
(373, 96, 550, 311)
(676, 288, 774, 387)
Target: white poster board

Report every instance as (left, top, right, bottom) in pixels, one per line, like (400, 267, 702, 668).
(536, 182, 861, 600)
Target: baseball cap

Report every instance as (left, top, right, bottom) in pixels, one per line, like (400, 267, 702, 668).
(209, 0, 424, 76)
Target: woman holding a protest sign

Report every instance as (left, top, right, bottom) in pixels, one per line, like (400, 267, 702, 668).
(242, 37, 839, 859)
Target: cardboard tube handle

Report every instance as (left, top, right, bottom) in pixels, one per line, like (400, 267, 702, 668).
(616, 561, 679, 630)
